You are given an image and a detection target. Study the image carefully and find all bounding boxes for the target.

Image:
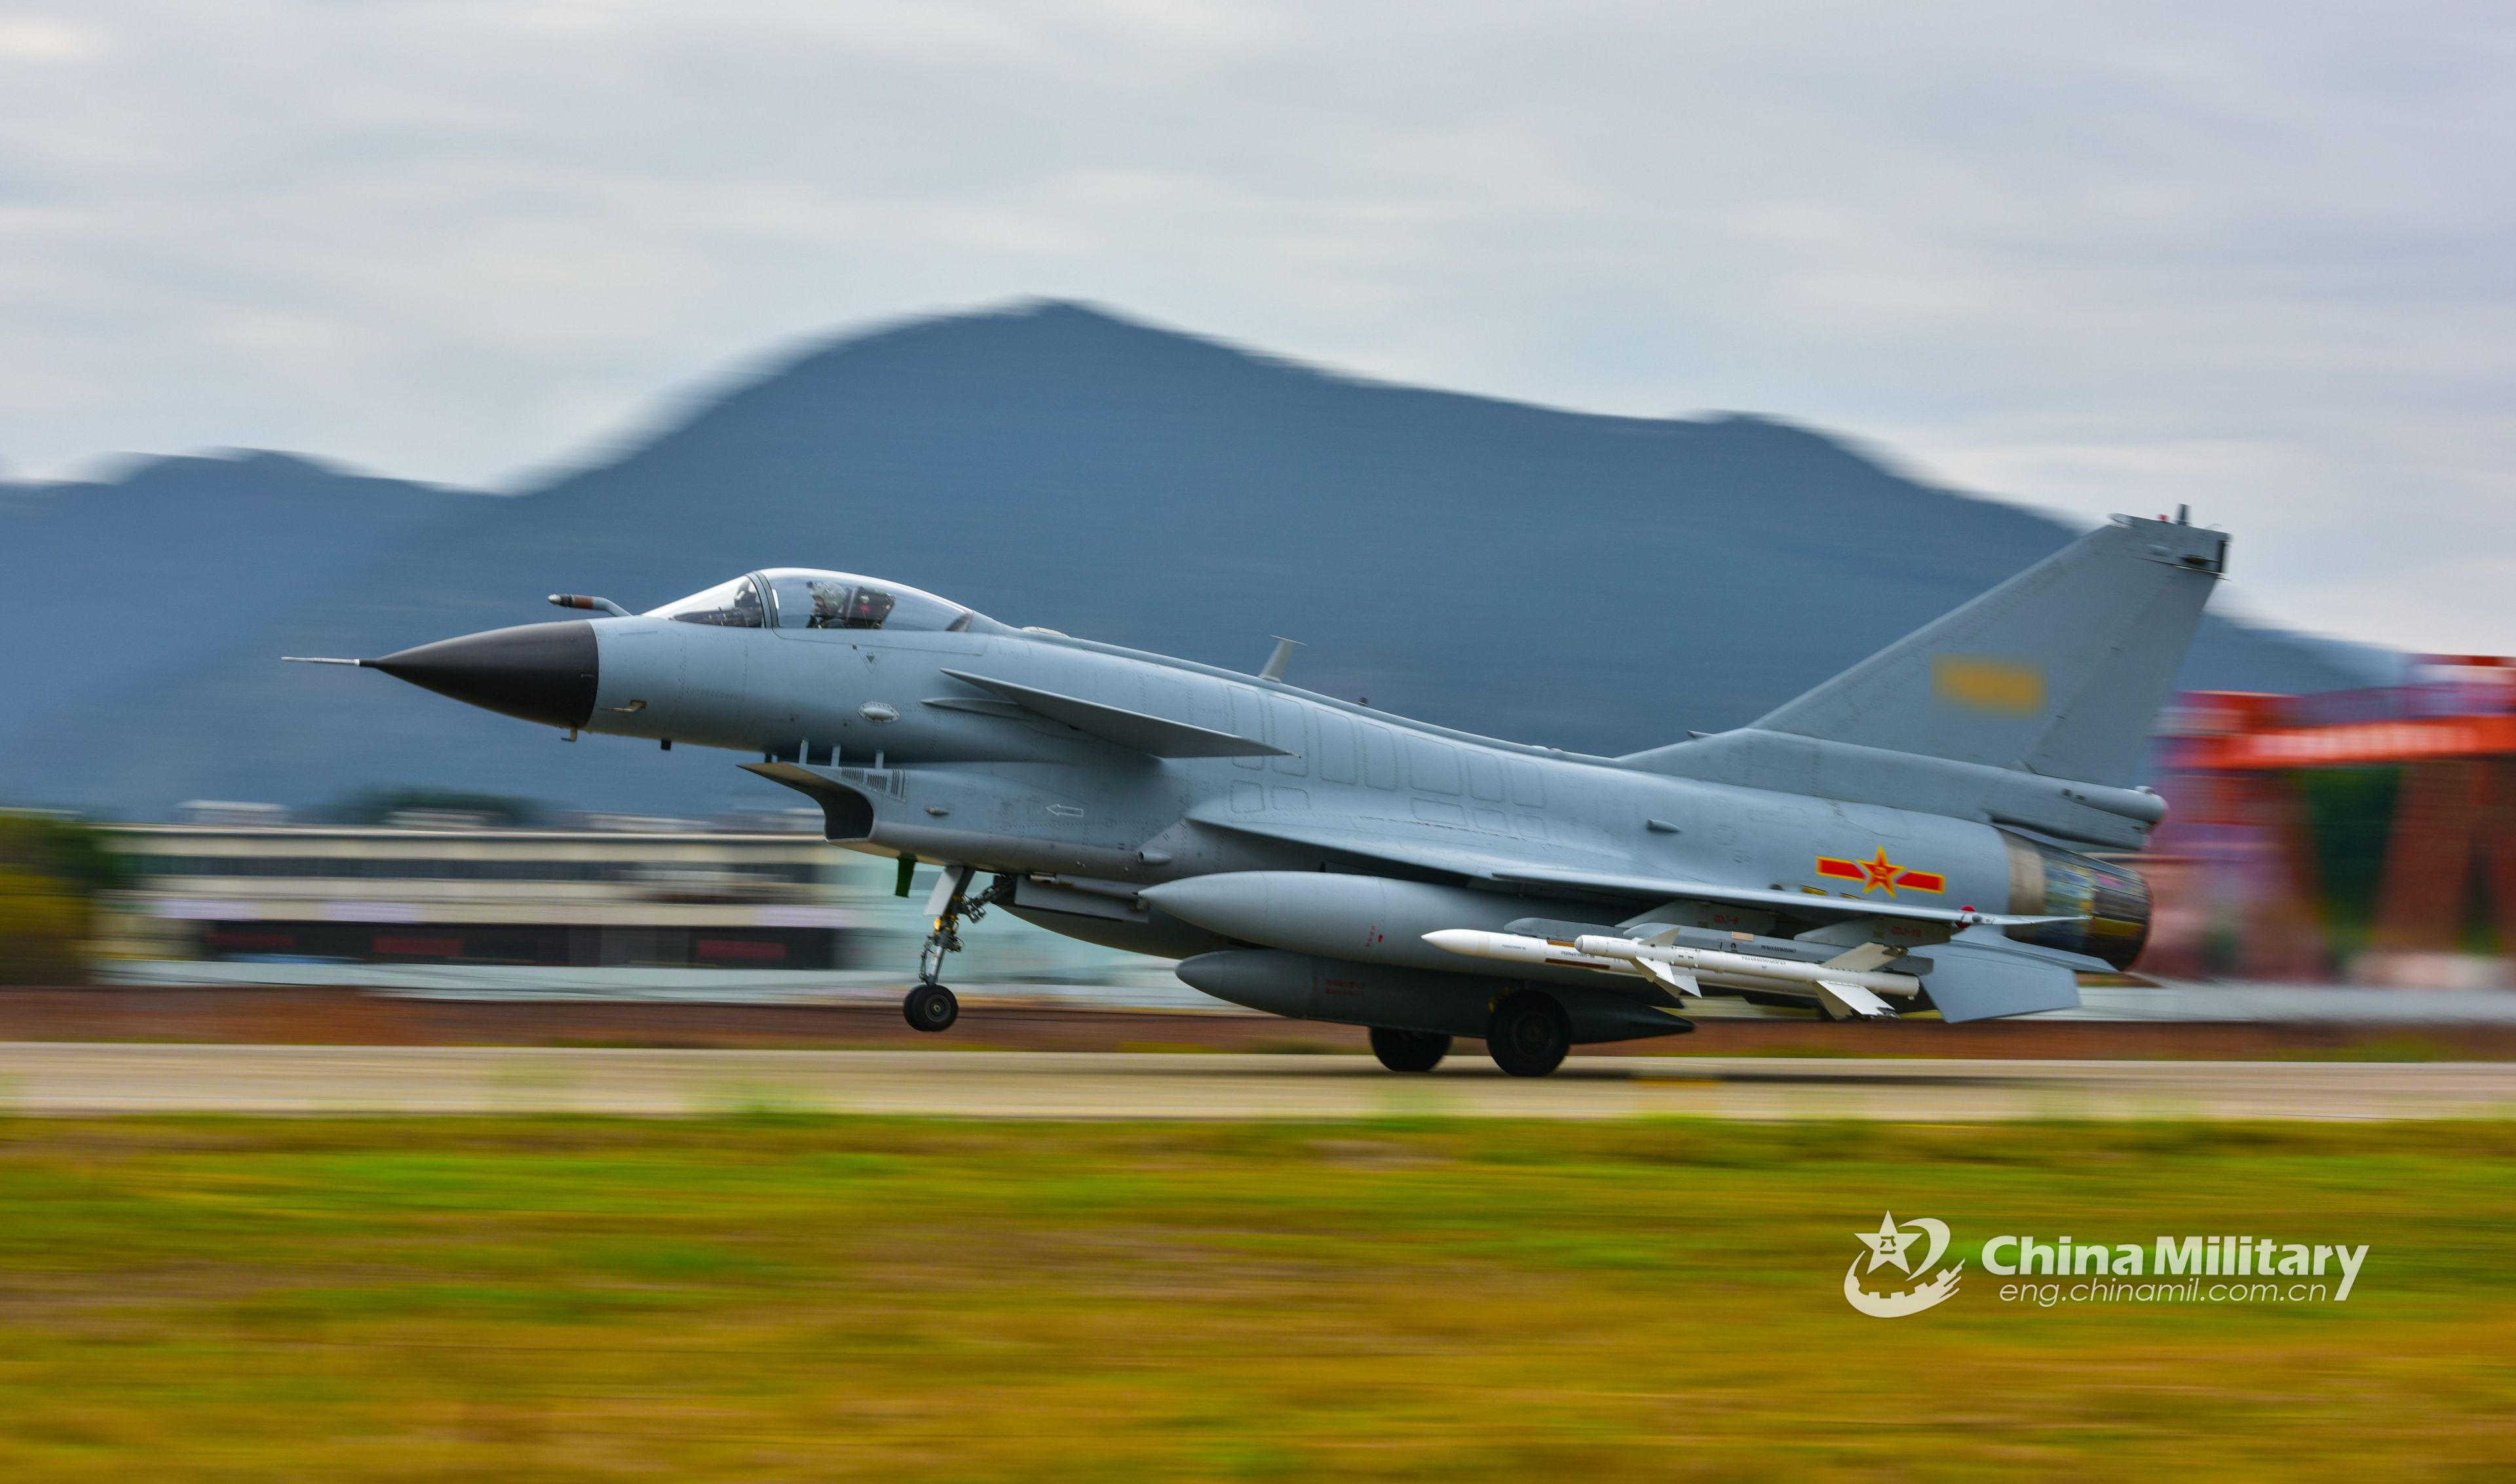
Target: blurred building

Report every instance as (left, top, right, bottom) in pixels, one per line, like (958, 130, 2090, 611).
(101, 822, 867, 971)
(90, 820, 1193, 1002)
(2147, 657, 2516, 986)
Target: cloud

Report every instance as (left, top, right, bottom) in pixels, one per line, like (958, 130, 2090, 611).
(0, 15, 94, 60)
(0, 1, 2511, 651)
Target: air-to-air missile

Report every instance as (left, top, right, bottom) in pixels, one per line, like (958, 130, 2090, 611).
(1424, 928, 1928, 1021)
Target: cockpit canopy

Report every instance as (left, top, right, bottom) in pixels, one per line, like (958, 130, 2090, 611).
(647, 569, 972, 633)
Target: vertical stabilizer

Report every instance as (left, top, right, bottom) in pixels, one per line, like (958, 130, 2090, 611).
(1745, 514, 2226, 788)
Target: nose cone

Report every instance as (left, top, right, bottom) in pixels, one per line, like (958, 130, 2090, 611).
(369, 620, 598, 730)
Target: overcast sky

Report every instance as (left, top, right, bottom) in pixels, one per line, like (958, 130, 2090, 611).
(3, 1, 2511, 653)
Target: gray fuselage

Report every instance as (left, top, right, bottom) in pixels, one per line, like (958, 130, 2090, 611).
(586, 611, 2036, 963)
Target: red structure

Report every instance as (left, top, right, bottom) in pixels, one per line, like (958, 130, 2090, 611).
(2148, 658, 2516, 983)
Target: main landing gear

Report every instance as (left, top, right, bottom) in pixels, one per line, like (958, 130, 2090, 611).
(1369, 990, 1572, 1077)
(1368, 1027, 1452, 1073)
(904, 864, 1008, 1034)
(1485, 989, 1571, 1078)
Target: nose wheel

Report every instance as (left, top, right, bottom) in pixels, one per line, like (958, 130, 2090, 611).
(907, 865, 1006, 1035)
(903, 983, 960, 1033)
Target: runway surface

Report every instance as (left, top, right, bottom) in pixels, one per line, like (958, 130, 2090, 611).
(2, 1044, 2513, 1119)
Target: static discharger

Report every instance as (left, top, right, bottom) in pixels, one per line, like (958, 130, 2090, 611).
(1423, 928, 1922, 1021)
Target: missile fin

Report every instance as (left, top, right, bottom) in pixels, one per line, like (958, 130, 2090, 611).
(1634, 957, 1703, 998)
(1820, 943, 1898, 974)
(1814, 979, 1897, 1020)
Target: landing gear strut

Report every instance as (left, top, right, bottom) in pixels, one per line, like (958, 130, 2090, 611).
(904, 865, 1007, 1033)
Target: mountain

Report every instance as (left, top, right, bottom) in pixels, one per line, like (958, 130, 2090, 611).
(0, 302, 2373, 818)
(3, 451, 481, 738)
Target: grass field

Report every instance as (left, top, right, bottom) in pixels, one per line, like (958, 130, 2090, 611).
(2, 1117, 2512, 1479)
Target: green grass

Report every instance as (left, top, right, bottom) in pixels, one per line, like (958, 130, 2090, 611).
(1, 1117, 2511, 1479)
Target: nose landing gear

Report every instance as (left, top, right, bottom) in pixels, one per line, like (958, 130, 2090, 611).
(904, 864, 1007, 1033)
(904, 982, 959, 1032)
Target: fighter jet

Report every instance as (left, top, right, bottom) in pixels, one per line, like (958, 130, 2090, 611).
(290, 512, 2223, 1076)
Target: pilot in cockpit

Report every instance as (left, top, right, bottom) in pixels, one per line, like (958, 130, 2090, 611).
(648, 569, 969, 632)
(805, 580, 894, 630)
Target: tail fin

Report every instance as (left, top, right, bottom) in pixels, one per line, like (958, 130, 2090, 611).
(1746, 514, 2226, 787)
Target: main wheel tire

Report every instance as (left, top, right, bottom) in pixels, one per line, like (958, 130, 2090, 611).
(1369, 1027, 1452, 1073)
(1485, 990, 1571, 1078)
(904, 983, 960, 1033)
